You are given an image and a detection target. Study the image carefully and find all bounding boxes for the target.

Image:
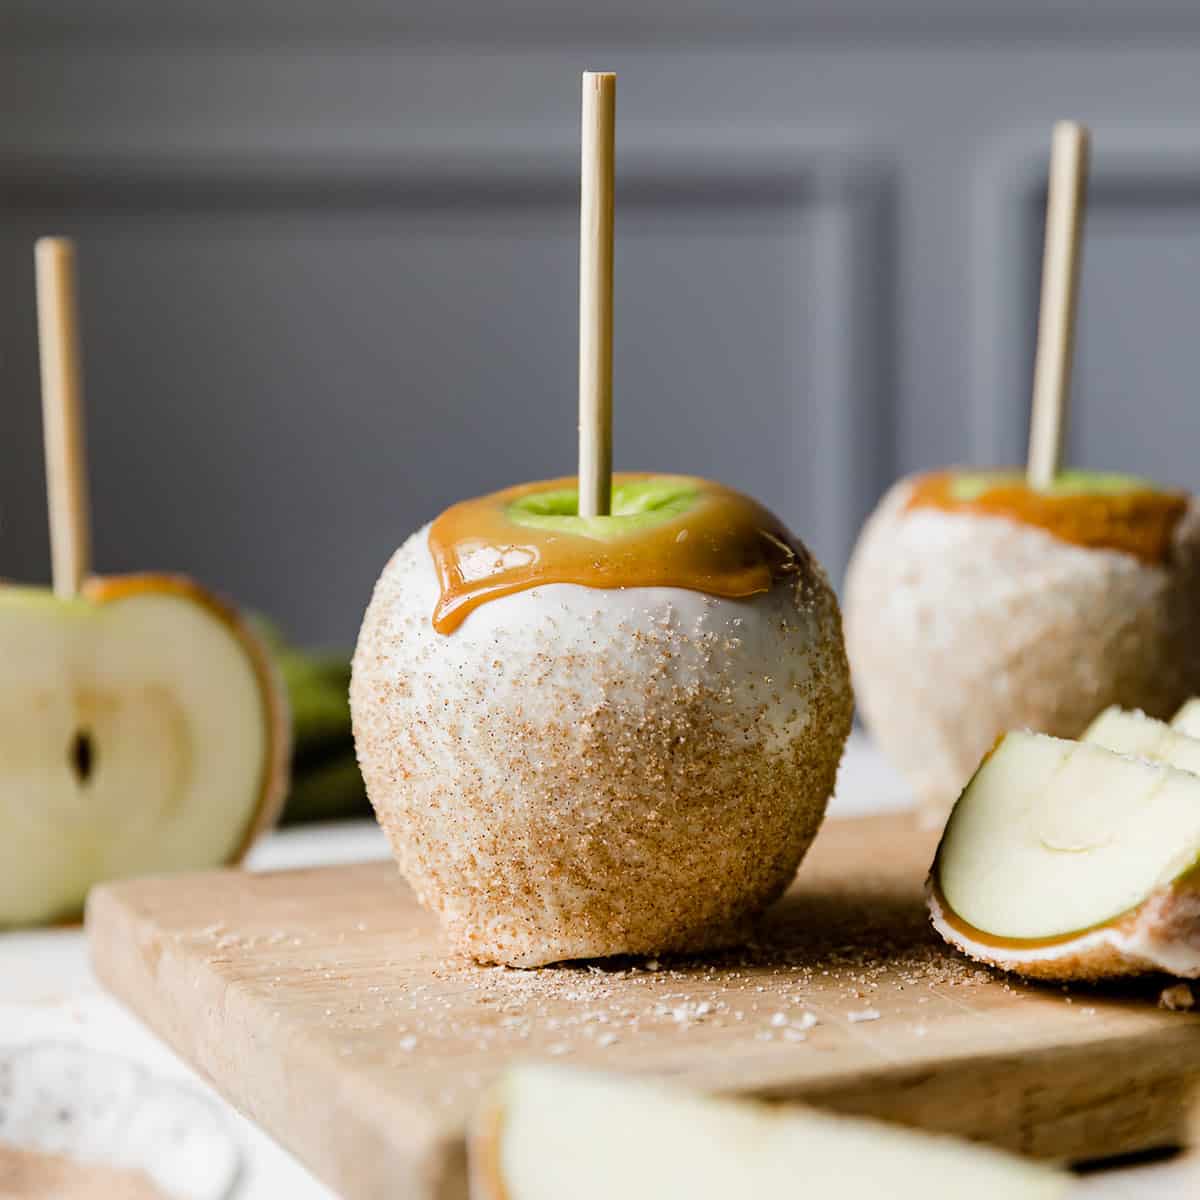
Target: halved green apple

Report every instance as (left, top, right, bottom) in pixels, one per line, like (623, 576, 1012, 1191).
(504, 475, 700, 540)
(1, 575, 288, 927)
(931, 731, 1200, 979)
(1084, 705, 1200, 775)
(469, 1067, 1066, 1200)
(1174, 698, 1200, 741)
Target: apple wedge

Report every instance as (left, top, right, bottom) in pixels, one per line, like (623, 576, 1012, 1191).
(1084, 705, 1200, 774)
(1174, 698, 1200, 740)
(469, 1066, 1067, 1200)
(0, 574, 288, 927)
(930, 731, 1200, 980)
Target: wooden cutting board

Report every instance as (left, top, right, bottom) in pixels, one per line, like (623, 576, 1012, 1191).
(87, 813, 1200, 1200)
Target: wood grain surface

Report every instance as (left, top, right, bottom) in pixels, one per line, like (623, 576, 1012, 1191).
(87, 813, 1200, 1200)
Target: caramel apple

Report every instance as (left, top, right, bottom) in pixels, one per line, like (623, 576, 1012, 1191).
(351, 475, 852, 966)
(351, 77, 852, 966)
(847, 123, 1200, 820)
(845, 468, 1200, 820)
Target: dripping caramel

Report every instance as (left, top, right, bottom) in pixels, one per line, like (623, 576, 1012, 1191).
(906, 471, 1187, 564)
(427, 475, 805, 634)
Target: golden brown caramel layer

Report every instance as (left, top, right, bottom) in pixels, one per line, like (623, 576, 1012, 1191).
(906, 471, 1187, 564)
(929, 879, 1129, 952)
(427, 474, 806, 634)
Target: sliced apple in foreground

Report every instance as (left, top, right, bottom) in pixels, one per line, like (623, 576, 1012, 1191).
(469, 1066, 1066, 1200)
(0, 574, 288, 927)
(1174, 698, 1200, 740)
(930, 731, 1200, 980)
(1084, 705, 1200, 774)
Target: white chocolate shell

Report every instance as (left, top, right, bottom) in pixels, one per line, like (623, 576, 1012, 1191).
(845, 478, 1200, 821)
(351, 523, 852, 966)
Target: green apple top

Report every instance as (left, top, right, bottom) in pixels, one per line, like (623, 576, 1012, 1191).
(905, 469, 1188, 563)
(427, 475, 809, 633)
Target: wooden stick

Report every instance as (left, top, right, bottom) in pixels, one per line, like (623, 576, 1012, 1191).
(1027, 120, 1090, 490)
(36, 237, 92, 596)
(578, 71, 616, 518)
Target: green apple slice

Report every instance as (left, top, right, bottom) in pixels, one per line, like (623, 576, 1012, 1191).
(1174, 698, 1200, 741)
(935, 732, 1200, 942)
(0, 576, 287, 927)
(505, 476, 700, 540)
(470, 1067, 1066, 1200)
(1084, 706, 1200, 775)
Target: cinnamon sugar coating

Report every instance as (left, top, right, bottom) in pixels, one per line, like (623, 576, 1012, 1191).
(351, 524, 852, 967)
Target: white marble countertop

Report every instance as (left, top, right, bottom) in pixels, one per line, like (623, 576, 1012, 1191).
(1, 735, 1195, 1198)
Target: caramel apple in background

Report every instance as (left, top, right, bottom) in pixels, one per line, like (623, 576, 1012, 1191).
(846, 468, 1200, 821)
(0, 239, 288, 927)
(350, 75, 853, 967)
(845, 121, 1200, 820)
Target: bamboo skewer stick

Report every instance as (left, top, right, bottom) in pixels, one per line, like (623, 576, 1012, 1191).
(578, 71, 616, 518)
(1027, 120, 1091, 491)
(36, 237, 92, 596)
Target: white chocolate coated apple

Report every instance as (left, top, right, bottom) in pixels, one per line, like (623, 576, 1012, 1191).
(846, 477, 1200, 820)
(351, 522, 852, 967)
(0, 575, 288, 926)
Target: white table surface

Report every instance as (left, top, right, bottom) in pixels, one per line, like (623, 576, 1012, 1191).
(2, 734, 1195, 1198)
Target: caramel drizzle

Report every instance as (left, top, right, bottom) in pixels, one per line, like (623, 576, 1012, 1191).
(427, 475, 805, 634)
(906, 471, 1187, 564)
(931, 866, 1200, 954)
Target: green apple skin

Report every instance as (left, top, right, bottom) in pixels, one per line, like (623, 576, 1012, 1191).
(948, 468, 1163, 502)
(505, 476, 701, 540)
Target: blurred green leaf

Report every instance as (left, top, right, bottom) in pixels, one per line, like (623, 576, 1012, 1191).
(254, 615, 365, 823)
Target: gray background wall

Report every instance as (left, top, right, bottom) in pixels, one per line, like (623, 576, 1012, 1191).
(2, 2, 1200, 645)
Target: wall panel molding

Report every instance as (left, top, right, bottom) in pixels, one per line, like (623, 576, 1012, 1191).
(0, 127, 895, 583)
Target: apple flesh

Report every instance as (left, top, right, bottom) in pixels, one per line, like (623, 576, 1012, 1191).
(0, 575, 288, 927)
(1084, 705, 1200, 775)
(930, 731, 1200, 979)
(936, 732, 1200, 944)
(1174, 698, 1200, 740)
(469, 1067, 1066, 1200)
